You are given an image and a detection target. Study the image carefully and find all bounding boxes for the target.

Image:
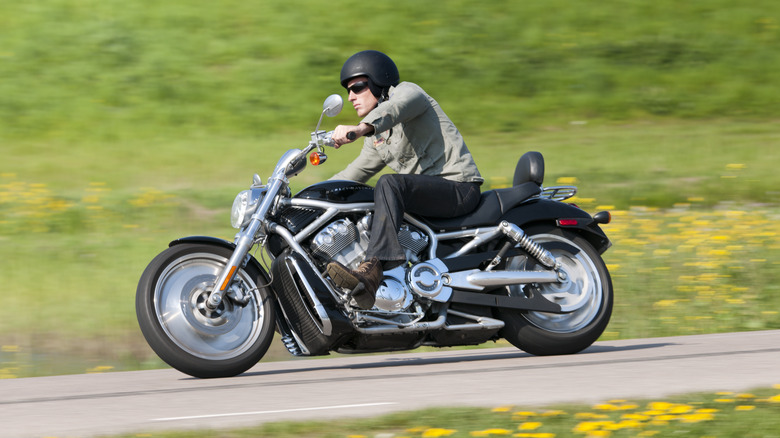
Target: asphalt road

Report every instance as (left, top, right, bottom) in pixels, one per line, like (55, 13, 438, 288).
(2, 330, 779, 438)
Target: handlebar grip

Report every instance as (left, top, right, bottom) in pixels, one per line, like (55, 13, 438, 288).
(346, 131, 357, 141)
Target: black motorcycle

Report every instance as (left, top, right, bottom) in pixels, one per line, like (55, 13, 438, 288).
(136, 95, 613, 378)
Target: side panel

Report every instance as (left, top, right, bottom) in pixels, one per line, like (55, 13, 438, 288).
(500, 199, 611, 254)
(270, 249, 353, 355)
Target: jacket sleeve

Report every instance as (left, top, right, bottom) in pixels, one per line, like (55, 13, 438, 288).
(361, 83, 430, 134)
(329, 140, 386, 183)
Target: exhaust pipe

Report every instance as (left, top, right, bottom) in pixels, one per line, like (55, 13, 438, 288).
(447, 269, 559, 291)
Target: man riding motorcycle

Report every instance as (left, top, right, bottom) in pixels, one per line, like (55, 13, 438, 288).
(326, 50, 484, 309)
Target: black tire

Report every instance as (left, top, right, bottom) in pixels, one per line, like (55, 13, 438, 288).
(497, 226, 613, 355)
(136, 243, 275, 378)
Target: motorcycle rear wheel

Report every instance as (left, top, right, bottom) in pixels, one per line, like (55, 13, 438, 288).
(136, 243, 275, 378)
(497, 226, 613, 355)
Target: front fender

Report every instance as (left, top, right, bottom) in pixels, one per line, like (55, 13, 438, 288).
(500, 199, 611, 254)
(168, 236, 271, 282)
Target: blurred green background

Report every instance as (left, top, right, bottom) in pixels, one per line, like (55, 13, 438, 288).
(1, 0, 778, 377)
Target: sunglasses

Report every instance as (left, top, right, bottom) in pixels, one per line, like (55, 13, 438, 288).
(347, 81, 369, 95)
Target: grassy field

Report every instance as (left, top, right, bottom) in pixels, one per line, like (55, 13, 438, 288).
(2, 0, 780, 141)
(1, 0, 780, 379)
(1, 121, 778, 377)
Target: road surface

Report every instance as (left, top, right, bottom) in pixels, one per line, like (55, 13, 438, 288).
(1, 330, 779, 437)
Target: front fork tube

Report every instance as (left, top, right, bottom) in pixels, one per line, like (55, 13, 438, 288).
(206, 178, 284, 310)
(206, 222, 260, 310)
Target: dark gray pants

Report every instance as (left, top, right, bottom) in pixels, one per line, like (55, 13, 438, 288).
(366, 174, 481, 263)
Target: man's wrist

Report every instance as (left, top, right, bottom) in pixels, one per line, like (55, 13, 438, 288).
(359, 123, 375, 137)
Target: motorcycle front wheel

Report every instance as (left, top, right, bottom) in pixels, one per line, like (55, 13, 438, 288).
(136, 243, 275, 378)
(497, 226, 613, 356)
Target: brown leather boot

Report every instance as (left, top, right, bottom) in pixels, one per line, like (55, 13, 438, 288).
(326, 257, 382, 309)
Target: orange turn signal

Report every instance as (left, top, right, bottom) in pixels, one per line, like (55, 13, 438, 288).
(310, 152, 327, 166)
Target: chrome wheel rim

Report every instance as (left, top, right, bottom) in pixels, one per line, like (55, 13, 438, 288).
(507, 234, 603, 333)
(154, 252, 265, 360)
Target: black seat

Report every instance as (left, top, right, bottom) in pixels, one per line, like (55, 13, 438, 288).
(420, 151, 545, 231)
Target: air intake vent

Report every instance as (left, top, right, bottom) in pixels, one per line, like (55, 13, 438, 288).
(276, 207, 321, 234)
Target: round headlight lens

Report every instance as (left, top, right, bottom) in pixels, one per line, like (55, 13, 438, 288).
(230, 188, 265, 229)
(231, 190, 251, 229)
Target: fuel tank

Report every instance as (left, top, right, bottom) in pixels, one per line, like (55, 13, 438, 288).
(294, 180, 374, 203)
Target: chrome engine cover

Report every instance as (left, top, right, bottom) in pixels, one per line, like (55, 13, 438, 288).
(373, 275, 413, 313)
(408, 259, 452, 302)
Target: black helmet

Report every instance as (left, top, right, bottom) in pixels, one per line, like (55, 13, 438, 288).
(340, 50, 400, 94)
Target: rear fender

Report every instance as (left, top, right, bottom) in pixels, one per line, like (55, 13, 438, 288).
(500, 199, 611, 254)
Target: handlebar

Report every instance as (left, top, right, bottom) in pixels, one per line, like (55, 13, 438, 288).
(313, 130, 358, 148)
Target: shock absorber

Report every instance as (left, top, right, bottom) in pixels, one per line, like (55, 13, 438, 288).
(499, 221, 561, 271)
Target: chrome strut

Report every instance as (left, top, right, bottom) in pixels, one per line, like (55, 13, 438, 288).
(499, 221, 561, 271)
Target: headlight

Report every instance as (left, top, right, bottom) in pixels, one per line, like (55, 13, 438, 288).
(230, 188, 264, 229)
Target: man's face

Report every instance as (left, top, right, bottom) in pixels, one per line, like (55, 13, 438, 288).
(347, 76, 378, 118)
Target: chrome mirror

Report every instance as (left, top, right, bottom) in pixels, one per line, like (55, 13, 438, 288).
(322, 94, 343, 117)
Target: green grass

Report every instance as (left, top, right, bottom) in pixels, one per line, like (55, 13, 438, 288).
(2, 0, 780, 142)
(102, 386, 780, 437)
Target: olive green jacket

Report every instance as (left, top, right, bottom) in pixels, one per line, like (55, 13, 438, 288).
(331, 82, 483, 184)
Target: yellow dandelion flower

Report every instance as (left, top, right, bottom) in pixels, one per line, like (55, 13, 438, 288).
(514, 434, 556, 438)
(680, 413, 715, 423)
(541, 410, 566, 417)
(653, 300, 678, 308)
(347, 435, 367, 438)
(1, 345, 20, 353)
(518, 422, 542, 431)
(492, 406, 514, 413)
(422, 428, 457, 437)
(622, 414, 650, 421)
(735, 406, 755, 411)
(575, 413, 609, 420)
(668, 405, 693, 414)
(715, 398, 734, 403)
(615, 420, 643, 430)
(556, 177, 579, 184)
(512, 411, 537, 417)
(86, 365, 114, 374)
(573, 421, 601, 432)
(473, 429, 512, 436)
(641, 410, 664, 416)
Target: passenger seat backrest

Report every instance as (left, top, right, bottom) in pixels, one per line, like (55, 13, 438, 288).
(513, 151, 545, 187)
